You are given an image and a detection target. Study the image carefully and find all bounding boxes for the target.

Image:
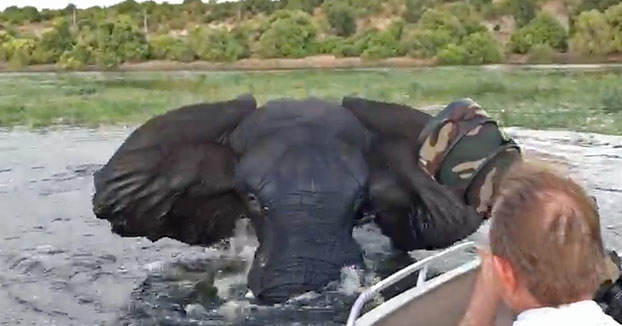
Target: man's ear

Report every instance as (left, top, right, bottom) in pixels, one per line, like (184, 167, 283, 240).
(493, 255, 518, 294)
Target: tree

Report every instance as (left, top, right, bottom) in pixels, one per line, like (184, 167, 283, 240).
(575, 0, 622, 14)
(418, 8, 467, 40)
(258, 10, 317, 58)
(242, 0, 277, 15)
(0, 31, 15, 61)
(437, 31, 502, 65)
(182, 0, 207, 21)
(509, 13, 568, 54)
(32, 19, 74, 64)
(324, 2, 357, 37)
(280, 0, 323, 14)
(404, 0, 435, 23)
(447, 1, 487, 34)
(2, 5, 42, 23)
(570, 10, 613, 56)
(60, 15, 149, 68)
(604, 3, 622, 52)
(504, 0, 536, 27)
(114, 0, 141, 15)
(21, 6, 42, 22)
(205, 1, 237, 22)
(460, 31, 503, 64)
(2, 38, 36, 67)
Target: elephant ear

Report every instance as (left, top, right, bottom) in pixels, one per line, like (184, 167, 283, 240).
(342, 97, 484, 251)
(92, 94, 257, 246)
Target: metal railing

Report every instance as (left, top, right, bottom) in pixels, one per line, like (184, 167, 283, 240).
(345, 241, 477, 326)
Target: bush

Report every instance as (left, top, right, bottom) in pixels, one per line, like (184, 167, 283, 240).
(59, 55, 85, 70)
(401, 28, 454, 58)
(404, 0, 435, 23)
(575, 0, 622, 15)
(386, 19, 405, 41)
(317, 35, 344, 54)
(167, 40, 195, 62)
(188, 27, 249, 62)
(570, 10, 613, 56)
(352, 0, 384, 16)
(509, 13, 568, 54)
(437, 43, 468, 65)
(461, 31, 503, 64)
(282, 0, 323, 14)
(101, 16, 150, 63)
(361, 30, 403, 59)
(31, 19, 74, 64)
(503, 0, 536, 27)
(604, 3, 622, 53)
(3, 38, 36, 68)
(401, 8, 478, 58)
(446, 1, 488, 34)
(437, 31, 502, 65)
(258, 10, 317, 58)
(324, 2, 357, 37)
(0, 31, 14, 61)
(59, 27, 96, 68)
(418, 9, 467, 40)
(470, 0, 493, 12)
(205, 1, 237, 22)
(242, 0, 278, 15)
(148, 34, 194, 62)
(333, 28, 379, 57)
(58, 15, 149, 68)
(526, 43, 555, 63)
(148, 34, 175, 59)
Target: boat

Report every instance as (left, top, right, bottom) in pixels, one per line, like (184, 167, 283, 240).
(346, 241, 515, 326)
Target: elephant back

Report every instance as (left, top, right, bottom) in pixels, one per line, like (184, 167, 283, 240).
(416, 98, 521, 218)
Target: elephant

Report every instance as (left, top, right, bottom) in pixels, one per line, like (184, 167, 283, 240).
(92, 94, 521, 304)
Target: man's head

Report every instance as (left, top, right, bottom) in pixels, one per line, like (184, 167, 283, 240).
(488, 160, 606, 311)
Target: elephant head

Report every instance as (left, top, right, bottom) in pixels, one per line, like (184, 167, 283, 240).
(93, 94, 512, 303)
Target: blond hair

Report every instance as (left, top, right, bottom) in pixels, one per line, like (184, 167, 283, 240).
(490, 159, 605, 306)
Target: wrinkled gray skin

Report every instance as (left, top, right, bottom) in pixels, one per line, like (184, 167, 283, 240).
(93, 95, 482, 303)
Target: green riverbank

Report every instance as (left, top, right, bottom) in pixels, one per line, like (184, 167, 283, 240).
(1, 67, 620, 134)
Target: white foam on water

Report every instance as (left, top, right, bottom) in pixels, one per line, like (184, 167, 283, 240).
(218, 300, 256, 322)
(338, 265, 364, 296)
(228, 219, 258, 265)
(184, 303, 207, 318)
(142, 260, 166, 272)
(289, 291, 321, 302)
(213, 219, 259, 300)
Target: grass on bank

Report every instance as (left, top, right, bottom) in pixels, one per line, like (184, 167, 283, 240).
(0, 67, 621, 134)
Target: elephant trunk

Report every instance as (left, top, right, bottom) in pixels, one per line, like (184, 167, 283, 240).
(247, 221, 363, 304)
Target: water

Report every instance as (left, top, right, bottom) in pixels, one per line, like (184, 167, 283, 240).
(0, 126, 620, 325)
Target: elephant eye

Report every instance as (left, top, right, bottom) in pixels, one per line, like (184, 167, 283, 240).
(247, 193, 263, 215)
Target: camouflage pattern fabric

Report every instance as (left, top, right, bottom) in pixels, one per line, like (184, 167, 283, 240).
(416, 98, 522, 218)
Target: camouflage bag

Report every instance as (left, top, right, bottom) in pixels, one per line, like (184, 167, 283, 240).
(416, 98, 522, 218)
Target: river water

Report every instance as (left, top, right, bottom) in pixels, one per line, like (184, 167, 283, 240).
(0, 127, 621, 325)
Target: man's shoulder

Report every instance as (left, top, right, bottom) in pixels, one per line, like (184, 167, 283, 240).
(513, 300, 621, 326)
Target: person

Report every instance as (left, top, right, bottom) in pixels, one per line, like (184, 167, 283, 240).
(459, 160, 621, 326)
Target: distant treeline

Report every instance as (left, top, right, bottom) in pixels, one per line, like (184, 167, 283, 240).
(0, 0, 621, 69)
